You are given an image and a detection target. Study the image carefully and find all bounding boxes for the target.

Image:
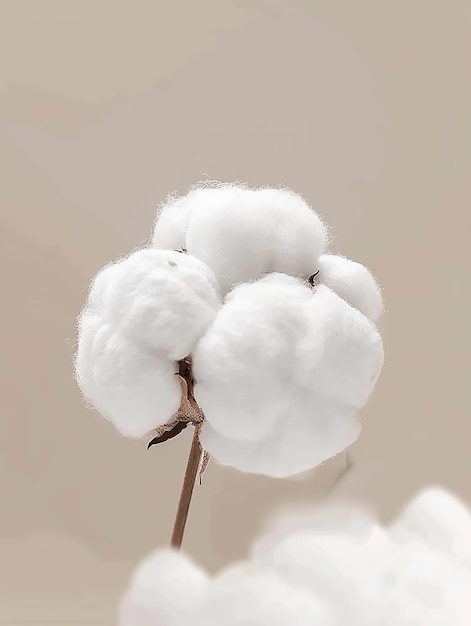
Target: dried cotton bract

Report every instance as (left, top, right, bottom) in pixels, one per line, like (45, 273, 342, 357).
(118, 488, 471, 626)
(75, 183, 384, 476)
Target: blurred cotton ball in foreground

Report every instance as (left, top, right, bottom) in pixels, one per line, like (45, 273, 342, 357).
(118, 487, 471, 625)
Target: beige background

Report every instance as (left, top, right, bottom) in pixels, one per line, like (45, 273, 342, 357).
(1, 0, 470, 623)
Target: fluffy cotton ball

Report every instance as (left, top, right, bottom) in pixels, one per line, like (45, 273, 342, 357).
(194, 274, 315, 442)
(75, 248, 221, 437)
(318, 254, 384, 322)
(119, 488, 471, 626)
(118, 548, 209, 626)
(75, 314, 181, 437)
(153, 184, 328, 295)
(105, 248, 221, 361)
(193, 273, 383, 477)
(77, 183, 385, 467)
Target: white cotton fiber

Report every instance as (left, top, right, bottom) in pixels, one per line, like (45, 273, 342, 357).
(251, 502, 380, 565)
(199, 399, 361, 478)
(253, 526, 392, 624)
(75, 314, 181, 437)
(87, 261, 124, 314)
(77, 182, 385, 465)
(194, 274, 314, 442)
(387, 538, 471, 626)
(118, 548, 209, 626)
(153, 184, 328, 295)
(193, 273, 383, 477)
(389, 487, 471, 569)
(105, 249, 221, 361)
(119, 488, 471, 626)
(297, 284, 384, 409)
(193, 566, 333, 626)
(75, 248, 221, 437)
(318, 254, 384, 322)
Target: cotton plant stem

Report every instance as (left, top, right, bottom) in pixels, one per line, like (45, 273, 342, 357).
(170, 425, 202, 549)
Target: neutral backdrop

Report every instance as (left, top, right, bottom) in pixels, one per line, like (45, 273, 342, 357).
(1, 0, 470, 623)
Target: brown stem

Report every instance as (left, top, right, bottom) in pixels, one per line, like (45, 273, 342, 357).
(170, 425, 202, 549)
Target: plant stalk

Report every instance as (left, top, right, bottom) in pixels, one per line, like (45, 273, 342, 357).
(170, 425, 202, 549)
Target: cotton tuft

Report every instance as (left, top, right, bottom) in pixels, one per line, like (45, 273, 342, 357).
(194, 274, 383, 476)
(152, 184, 329, 296)
(75, 248, 221, 437)
(76, 183, 384, 474)
(318, 254, 384, 322)
(118, 487, 471, 625)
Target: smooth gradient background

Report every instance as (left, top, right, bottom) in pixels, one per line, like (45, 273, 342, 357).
(1, 0, 470, 623)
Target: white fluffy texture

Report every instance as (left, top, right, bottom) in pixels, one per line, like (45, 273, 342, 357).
(152, 185, 328, 296)
(76, 317, 180, 437)
(196, 565, 333, 626)
(194, 274, 383, 477)
(104, 249, 221, 360)
(318, 254, 384, 322)
(119, 488, 471, 626)
(77, 184, 384, 468)
(389, 487, 471, 570)
(75, 248, 221, 437)
(118, 548, 209, 626)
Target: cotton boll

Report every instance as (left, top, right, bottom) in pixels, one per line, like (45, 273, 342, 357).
(318, 254, 384, 322)
(193, 565, 334, 626)
(105, 248, 221, 360)
(390, 487, 471, 570)
(297, 284, 384, 409)
(118, 548, 209, 626)
(75, 316, 181, 437)
(153, 184, 328, 295)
